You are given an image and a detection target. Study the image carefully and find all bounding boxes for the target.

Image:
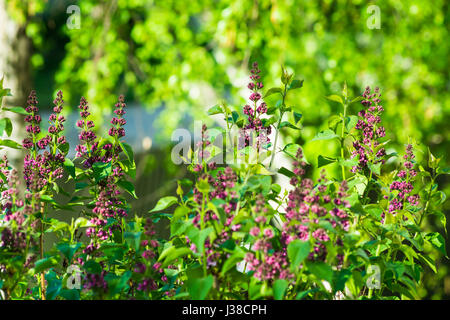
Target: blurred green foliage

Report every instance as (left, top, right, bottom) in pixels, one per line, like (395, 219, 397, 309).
(6, 0, 450, 298)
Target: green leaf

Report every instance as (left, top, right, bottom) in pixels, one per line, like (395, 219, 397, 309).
(273, 279, 288, 300)
(317, 155, 337, 168)
(83, 260, 102, 274)
(278, 166, 295, 178)
(296, 288, 319, 300)
(118, 179, 138, 199)
(105, 271, 131, 296)
(311, 129, 339, 141)
(46, 219, 70, 232)
(173, 205, 189, 221)
(0, 171, 7, 184)
(418, 253, 437, 273)
(364, 204, 383, 220)
(207, 104, 222, 115)
(34, 256, 59, 274)
(263, 87, 283, 98)
(74, 217, 92, 229)
(221, 249, 245, 275)
(253, 163, 274, 175)
(196, 177, 211, 194)
(0, 118, 5, 136)
(2, 106, 30, 115)
(101, 243, 125, 263)
(428, 148, 440, 169)
(0, 118, 12, 136)
(386, 261, 406, 279)
(333, 269, 352, 292)
(119, 141, 135, 163)
(160, 247, 192, 267)
(187, 275, 214, 300)
(327, 115, 341, 132)
(231, 111, 239, 123)
(282, 143, 301, 159)
(338, 157, 358, 168)
(171, 219, 190, 237)
(91, 162, 112, 182)
(271, 183, 281, 194)
(279, 121, 300, 130)
(430, 211, 447, 235)
(289, 79, 304, 90)
(293, 111, 303, 124)
(305, 261, 333, 283)
(58, 142, 69, 154)
(235, 118, 244, 128)
(347, 174, 368, 196)
(124, 231, 142, 251)
(345, 115, 358, 132)
(45, 271, 62, 300)
(57, 243, 82, 262)
(287, 240, 310, 270)
(261, 116, 278, 127)
(0, 139, 21, 149)
(187, 226, 214, 255)
(63, 158, 75, 178)
(149, 196, 178, 213)
(325, 95, 343, 104)
(424, 232, 447, 257)
(121, 159, 136, 179)
(368, 162, 381, 175)
(350, 96, 363, 104)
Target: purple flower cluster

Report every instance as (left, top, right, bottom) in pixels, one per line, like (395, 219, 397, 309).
(76, 96, 128, 253)
(351, 86, 386, 173)
(239, 62, 271, 150)
(132, 219, 174, 295)
(242, 148, 350, 282)
(192, 166, 238, 225)
(193, 124, 212, 168)
(244, 194, 292, 281)
(22, 91, 67, 191)
(282, 148, 349, 263)
(22, 91, 40, 150)
(75, 97, 100, 167)
(109, 95, 126, 139)
(0, 156, 37, 267)
(384, 144, 419, 217)
(75, 97, 122, 168)
(190, 163, 241, 269)
(84, 271, 108, 293)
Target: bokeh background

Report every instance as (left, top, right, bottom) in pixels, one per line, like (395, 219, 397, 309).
(0, 0, 448, 299)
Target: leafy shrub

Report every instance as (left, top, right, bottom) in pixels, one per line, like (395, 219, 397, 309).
(0, 63, 447, 300)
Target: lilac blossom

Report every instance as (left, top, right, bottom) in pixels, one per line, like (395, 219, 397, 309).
(351, 86, 386, 173)
(383, 144, 420, 220)
(239, 62, 272, 150)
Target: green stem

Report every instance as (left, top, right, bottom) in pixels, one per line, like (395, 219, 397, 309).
(269, 84, 287, 169)
(269, 116, 282, 169)
(340, 103, 348, 180)
(367, 212, 386, 299)
(363, 170, 373, 205)
(39, 202, 46, 300)
(200, 194, 207, 276)
(418, 177, 434, 228)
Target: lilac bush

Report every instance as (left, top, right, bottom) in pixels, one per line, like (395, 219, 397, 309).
(0, 63, 447, 300)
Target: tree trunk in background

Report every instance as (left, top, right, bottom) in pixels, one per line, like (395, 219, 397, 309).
(0, 0, 32, 173)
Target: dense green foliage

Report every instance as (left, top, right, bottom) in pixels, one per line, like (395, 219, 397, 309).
(0, 66, 448, 300)
(1, 0, 448, 299)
